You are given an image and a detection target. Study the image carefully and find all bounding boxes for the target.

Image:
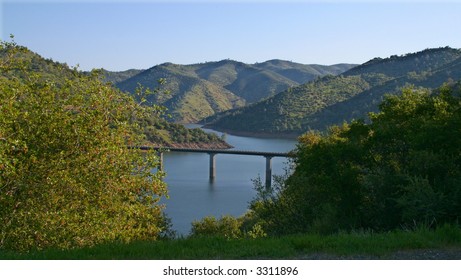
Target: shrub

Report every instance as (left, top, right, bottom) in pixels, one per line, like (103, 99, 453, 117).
(190, 213, 267, 239)
(191, 215, 243, 239)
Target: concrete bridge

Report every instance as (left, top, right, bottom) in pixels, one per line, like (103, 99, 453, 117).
(135, 146, 294, 188)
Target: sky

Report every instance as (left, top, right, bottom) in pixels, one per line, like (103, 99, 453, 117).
(2, 0, 461, 71)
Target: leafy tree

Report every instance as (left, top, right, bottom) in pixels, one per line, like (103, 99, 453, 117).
(0, 39, 168, 251)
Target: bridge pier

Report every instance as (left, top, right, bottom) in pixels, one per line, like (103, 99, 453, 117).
(265, 156, 273, 188)
(158, 152, 163, 171)
(208, 153, 273, 187)
(209, 153, 216, 182)
(207, 153, 275, 186)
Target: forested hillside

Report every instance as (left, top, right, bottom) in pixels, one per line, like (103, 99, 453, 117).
(204, 47, 461, 135)
(255, 60, 355, 84)
(114, 59, 356, 123)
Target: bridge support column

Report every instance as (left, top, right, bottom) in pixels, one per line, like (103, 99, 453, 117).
(158, 152, 163, 171)
(265, 156, 273, 188)
(209, 153, 216, 182)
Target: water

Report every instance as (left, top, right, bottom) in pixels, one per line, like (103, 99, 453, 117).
(161, 125, 297, 236)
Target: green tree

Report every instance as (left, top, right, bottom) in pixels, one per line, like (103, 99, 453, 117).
(0, 39, 168, 251)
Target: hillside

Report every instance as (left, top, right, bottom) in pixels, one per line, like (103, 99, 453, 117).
(0, 43, 230, 149)
(114, 60, 356, 123)
(202, 75, 371, 136)
(204, 47, 461, 136)
(255, 60, 355, 83)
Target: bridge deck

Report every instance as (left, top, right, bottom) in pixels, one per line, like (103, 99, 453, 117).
(136, 146, 293, 158)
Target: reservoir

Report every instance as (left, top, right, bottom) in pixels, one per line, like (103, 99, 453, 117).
(161, 126, 297, 236)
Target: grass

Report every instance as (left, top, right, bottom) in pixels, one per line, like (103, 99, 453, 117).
(1, 225, 460, 260)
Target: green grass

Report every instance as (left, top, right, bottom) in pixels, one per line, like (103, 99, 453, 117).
(1, 225, 460, 260)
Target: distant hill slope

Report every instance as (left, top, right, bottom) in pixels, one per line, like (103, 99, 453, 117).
(203, 47, 461, 136)
(115, 62, 245, 123)
(100, 69, 143, 84)
(255, 60, 356, 84)
(114, 59, 356, 123)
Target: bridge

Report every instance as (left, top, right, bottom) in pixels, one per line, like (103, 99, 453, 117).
(135, 146, 294, 188)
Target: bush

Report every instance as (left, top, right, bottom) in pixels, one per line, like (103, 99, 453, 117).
(190, 214, 267, 239)
(191, 216, 243, 239)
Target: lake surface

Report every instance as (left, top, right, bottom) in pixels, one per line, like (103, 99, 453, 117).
(161, 125, 297, 236)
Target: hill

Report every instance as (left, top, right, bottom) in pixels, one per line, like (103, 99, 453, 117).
(203, 47, 461, 136)
(114, 60, 356, 123)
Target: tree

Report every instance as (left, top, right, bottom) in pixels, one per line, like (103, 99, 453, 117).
(0, 39, 168, 251)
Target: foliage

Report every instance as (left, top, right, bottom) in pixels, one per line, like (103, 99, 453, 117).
(0, 39, 169, 251)
(250, 85, 461, 235)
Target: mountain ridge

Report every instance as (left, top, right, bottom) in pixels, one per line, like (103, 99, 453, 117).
(113, 59, 356, 123)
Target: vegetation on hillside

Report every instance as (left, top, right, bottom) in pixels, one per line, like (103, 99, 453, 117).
(139, 115, 231, 148)
(116, 62, 246, 123)
(254, 60, 356, 84)
(345, 46, 461, 77)
(203, 75, 371, 134)
(115, 59, 356, 123)
(205, 47, 461, 135)
(307, 47, 461, 130)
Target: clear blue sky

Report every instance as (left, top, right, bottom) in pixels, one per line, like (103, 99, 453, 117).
(2, 0, 461, 71)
